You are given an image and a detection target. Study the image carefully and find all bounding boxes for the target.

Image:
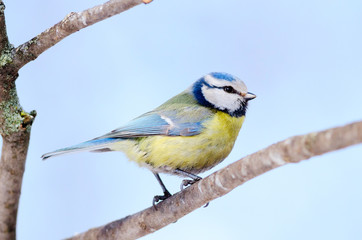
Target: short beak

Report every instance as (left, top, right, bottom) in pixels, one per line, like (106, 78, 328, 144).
(244, 92, 256, 101)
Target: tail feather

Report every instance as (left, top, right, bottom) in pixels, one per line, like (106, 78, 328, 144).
(41, 138, 120, 160)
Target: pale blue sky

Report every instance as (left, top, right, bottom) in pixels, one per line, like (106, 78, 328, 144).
(3, 0, 362, 239)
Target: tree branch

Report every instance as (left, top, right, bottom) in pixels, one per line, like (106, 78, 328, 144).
(0, 0, 9, 52)
(0, 68, 36, 240)
(0, 131, 31, 240)
(67, 120, 362, 240)
(0, 2, 35, 238)
(12, 0, 146, 71)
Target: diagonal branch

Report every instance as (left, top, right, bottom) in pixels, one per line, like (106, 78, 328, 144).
(67, 121, 362, 240)
(12, 0, 147, 71)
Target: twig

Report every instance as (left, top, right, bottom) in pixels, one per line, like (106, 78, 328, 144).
(67, 121, 362, 240)
(12, 0, 145, 71)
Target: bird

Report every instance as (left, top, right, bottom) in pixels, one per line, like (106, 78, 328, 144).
(42, 72, 256, 207)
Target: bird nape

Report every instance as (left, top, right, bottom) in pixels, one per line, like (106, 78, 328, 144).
(42, 72, 256, 208)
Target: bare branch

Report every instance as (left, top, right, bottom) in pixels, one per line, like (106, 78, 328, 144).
(0, 68, 36, 240)
(0, 2, 35, 239)
(67, 121, 362, 240)
(0, 131, 31, 240)
(12, 0, 145, 70)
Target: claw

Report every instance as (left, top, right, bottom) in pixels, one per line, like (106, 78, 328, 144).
(180, 177, 202, 191)
(179, 176, 209, 208)
(152, 190, 172, 210)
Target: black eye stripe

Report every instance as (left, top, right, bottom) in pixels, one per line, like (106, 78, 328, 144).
(202, 82, 240, 95)
(223, 86, 236, 94)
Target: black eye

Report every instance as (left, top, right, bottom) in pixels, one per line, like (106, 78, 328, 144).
(223, 86, 235, 93)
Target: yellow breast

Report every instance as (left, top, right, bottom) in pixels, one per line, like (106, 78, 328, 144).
(113, 112, 245, 174)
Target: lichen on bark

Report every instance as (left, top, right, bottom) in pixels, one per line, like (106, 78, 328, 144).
(0, 88, 23, 136)
(0, 51, 12, 67)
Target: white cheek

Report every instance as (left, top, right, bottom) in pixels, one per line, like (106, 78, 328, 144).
(202, 87, 242, 112)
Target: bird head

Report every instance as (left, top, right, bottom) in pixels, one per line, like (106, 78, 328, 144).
(192, 72, 256, 117)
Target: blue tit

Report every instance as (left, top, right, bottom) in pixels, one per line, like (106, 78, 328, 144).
(42, 72, 256, 205)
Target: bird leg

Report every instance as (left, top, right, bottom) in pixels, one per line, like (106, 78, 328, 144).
(174, 168, 202, 190)
(152, 172, 172, 209)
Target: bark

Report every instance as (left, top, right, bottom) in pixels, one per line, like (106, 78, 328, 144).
(0, 131, 30, 239)
(0, 1, 9, 51)
(0, 2, 30, 239)
(67, 121, 362, 240)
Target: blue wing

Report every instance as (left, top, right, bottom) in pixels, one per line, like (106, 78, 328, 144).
(93, 106, 213, 139)
(42, 92, 215, 159)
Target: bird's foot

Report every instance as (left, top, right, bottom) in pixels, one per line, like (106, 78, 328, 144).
(180, 177, 209, 208)
(180, 177, 202, 191)
(152, 190, 172, 210)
